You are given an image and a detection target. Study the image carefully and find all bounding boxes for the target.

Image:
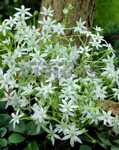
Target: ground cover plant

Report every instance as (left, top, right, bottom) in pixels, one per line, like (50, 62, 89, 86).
(0, 5, 119, 150)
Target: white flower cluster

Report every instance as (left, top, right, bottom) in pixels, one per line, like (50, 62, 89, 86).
(0, 5, 119, 147)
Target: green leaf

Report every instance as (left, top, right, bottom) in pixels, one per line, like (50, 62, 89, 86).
(12, 121, 25, 134)
(0, 127, 7, 137)
(97, 132, 112, 146)
(0, 138, 7, 147)
(8, 133, 25, 144)
(0, 114, 11, 127)
(1, 147, 9, 150)
(25, 121, 38, 135)
(0, 90, 4, 99)
(111, 145, 119, 150)
(113, 139, 119, 144)
(79, 134, 92, 143)
(24, 141, 39, 150)
(97, 140, 109, 150)
(79, 145, 92, 150)
(13, 0, 18, 3)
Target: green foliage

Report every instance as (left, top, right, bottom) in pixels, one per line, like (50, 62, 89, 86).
(12, 121, 25, 134)
(24, 141, 39, 150)
(0, 0, 41, 21)
(0, 0, 15, 19)
(103, 23, 119, 45)
(103, 23, 119, 57)
(12, 121, 39, 136)
(0, 128, 7, 137)
(94, 0, 119, 27)
(8, 133, 25, 144)
(97, 132, 112, 147)
(0, 117, 45, 149)
(0, 114, 11, 127)
(0, 138, 7, 148)
(24, 121, 39, 136)
(0, 98, 42, 149)
(96, 132, 119, 150)
(79, 145, 92, 150)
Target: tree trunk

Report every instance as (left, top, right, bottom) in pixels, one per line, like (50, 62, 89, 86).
(39, 0, 95, 30)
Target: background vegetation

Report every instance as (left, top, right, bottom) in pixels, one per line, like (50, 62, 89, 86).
(1, 0, 119, 27)
(93, 0, 119, 27)
(0, 0, 40, 21)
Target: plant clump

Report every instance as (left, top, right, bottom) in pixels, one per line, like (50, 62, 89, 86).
(0, 5, 119, 148)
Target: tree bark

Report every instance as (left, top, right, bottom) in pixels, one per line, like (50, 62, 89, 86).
(39, 0, 95, 30)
